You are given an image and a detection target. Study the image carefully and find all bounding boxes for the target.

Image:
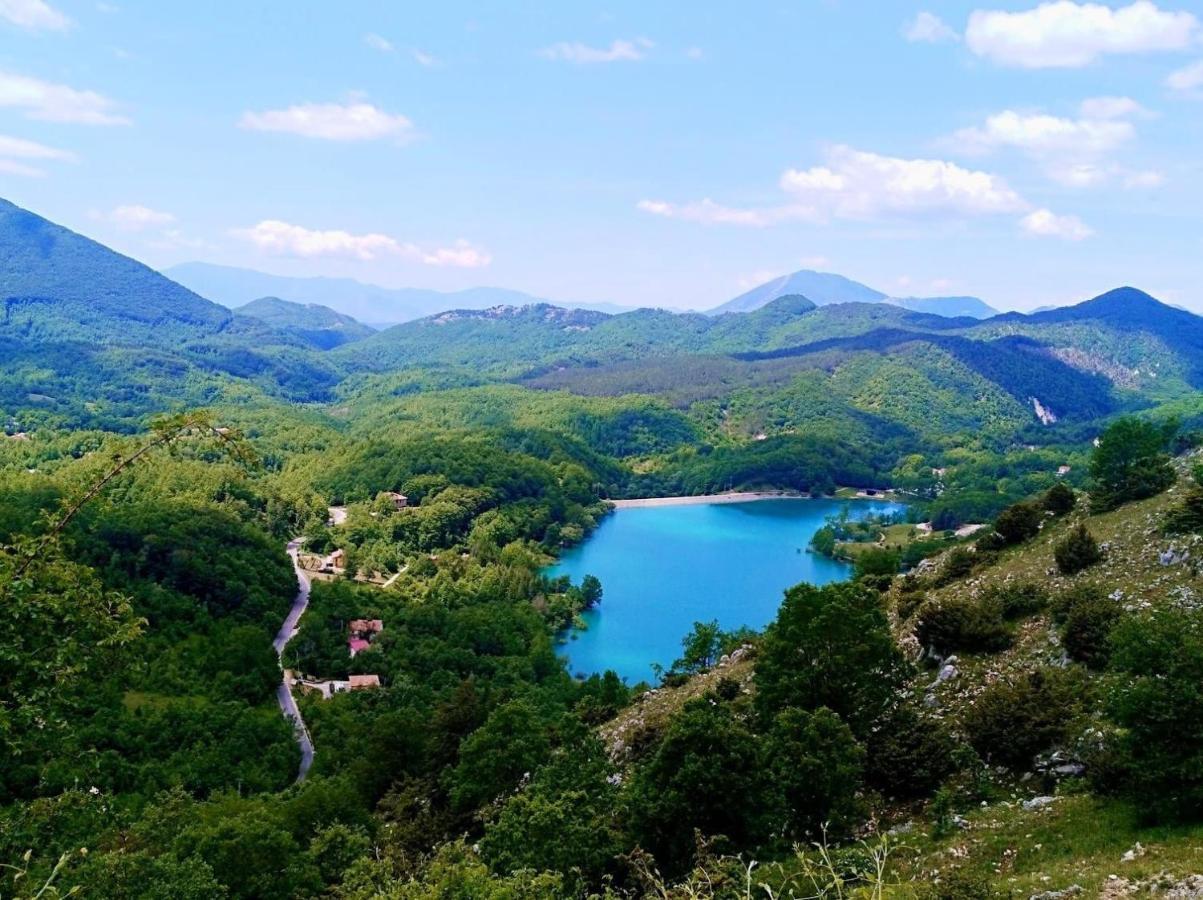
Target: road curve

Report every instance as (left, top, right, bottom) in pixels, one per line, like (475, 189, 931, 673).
(273, 538, 314, 782)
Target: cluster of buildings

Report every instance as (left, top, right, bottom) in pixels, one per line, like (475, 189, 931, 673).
(348, 618, 383, 657)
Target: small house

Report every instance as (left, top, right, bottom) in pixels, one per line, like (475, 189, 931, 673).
(348, 638, 371, 657)
(381, 491, 409, 510)
(1057, 465, 1072, 477)
(348, 619, 384, 657)
(324, 548, 346, 572)
(348, 674, 381, 691)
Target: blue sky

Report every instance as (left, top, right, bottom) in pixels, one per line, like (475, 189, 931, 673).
(2, 0, 1202, 312)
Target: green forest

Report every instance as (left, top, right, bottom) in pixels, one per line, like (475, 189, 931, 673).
(5, 200, 1203, 897)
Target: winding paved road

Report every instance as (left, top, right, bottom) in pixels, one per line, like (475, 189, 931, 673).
(273, 538, 314, 782)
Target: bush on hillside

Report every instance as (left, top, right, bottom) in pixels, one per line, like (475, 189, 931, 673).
(934, 547, 977, 586)
(1057, 586, 1121, 669)
(854, 547, 900, 580)
(994, 501, 1042, 545)
(864, 701, 959, 799)
(915, 595, 1011, 657)
(1054, 523, 1102, 575)
(963, 668, 1086, 770)
(1164, 465, 1203, 535)
(1108, 607, 1203, 822)
(982, 581, 1049, 620)
(1043, 482, 1076, 515)
(766, 707, 866, 840)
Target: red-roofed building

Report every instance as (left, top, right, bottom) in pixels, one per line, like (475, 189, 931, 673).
(348, 637, 371, 657)
(348, 674, 381, 690)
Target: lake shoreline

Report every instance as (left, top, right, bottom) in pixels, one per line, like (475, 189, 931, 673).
(608, 491, 808, 509)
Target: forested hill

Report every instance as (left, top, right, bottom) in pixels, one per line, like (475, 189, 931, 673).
(0, 198, 231, 341)
(236, 297, 375, 350)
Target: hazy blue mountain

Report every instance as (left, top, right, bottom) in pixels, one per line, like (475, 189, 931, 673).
(710, 270, 887, 314)
(709, 269, 994, 319)
(165, 261, 632, 325)
(236, 296, 375, 350)
(886, 296, 997, 318)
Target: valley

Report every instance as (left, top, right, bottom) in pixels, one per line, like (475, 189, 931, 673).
(3, 198, 1203, 899)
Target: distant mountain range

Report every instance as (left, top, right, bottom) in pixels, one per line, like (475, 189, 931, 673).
(0, 196, 1197, 442)
(709, 269, 998, 319)
(164, 262, 633, 326)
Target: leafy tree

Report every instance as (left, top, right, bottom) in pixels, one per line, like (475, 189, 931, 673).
(765, 707, 865, 840)
(915, 594, 1011, 656)
(756, 581, 906, 737)
(1043, 482, 1076, 515)
(1108, 607, 1203, 821)
(673, 620, 724, 675)
(1164, 464, 1203, 534)
(1089, 416, 1176, 511)
(578, 574, 603, 610)
(628, 699, 771, 873)
(962, 668, 1086, 770)
(864, 701, 958, 799)
(449, 699, 552, 812)
(1054, 523, 1102, 575)
(853, 547, 900, 579)
(994, 501, 1042, 545)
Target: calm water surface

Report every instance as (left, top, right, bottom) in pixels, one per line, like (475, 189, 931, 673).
(549, 498, 905, 684)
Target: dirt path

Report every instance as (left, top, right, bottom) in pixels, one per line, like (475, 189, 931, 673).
(273, 538, 314, 782)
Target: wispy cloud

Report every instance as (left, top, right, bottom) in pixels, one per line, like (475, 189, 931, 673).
(0, 70, 129, 124)
(412, 49, 439, 67)
(239, 101, 413, 142)
(640, 144, 1092, 239)
(0, 0, 71, 30)
(92, 204, 176, 230)
(539, 37, 653, 63)
(1167, 59, 1203, 92)
(945, 99, 1158, 188)
(1021, 208, 1094, 240)
(233, 220, 492, 268)
(903, 11, 958, 43)
(363, 32, 394, 53)
(0, 132, 75, 177)
(965, 1, 1199, 69)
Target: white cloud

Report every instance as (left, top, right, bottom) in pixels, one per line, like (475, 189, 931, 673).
(903, 11, 959, 43)
(233, 220, 491, 267)
(239, 102, 413, 142)
(966, 1, 1199, 68)
(637, 198, 810, 227)
(96, 204, 176, 230)
(363, 33, 394, 52)
(799, 255, 830, 269)
(685, 46, 704, 60)
(0, 133, 73, 176)
(419, 240, 492, 268)
(946, 102, 1159, 187)
(1123, 169, 1166, 187)
(0, 0, 70, 30)
(0, 70, 129, 124)
(1021, 208, 1094, 240)
(1079, 95, 1151, 119)
(640, 145, 1094, 239)
(777, 145, 1028, 218)
(0, 133, 74, 161)
(642, 146, 1030, 226)
(539, 37, 653, 63)
(412, 49, 439, 67)
(949, 109, 1135, 158)
(1167, 59, 1203, 91)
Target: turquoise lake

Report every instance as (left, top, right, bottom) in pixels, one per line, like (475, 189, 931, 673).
(549, 498, 905, 684)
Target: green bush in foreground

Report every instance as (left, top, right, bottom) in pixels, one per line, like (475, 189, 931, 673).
(963, 668, 1086, 770)
(1054, 523, 1102, 575)
(915, 594, 1011, 657)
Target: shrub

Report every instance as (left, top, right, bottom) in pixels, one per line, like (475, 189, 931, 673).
(962, 668, 1086, 769)
(983, 581, 1049, 620)
(915, 595, 1011, 657)
(1043, 482, 1076, 515)
(1059, 587, 1121, 669)
(994, 501, 1042, 545)
(1164, 465, 1203, 534)
(1107, 607, 1203, 821)
(1054, 523, 1102, 575)
(934, 547, 977, 586)
(864, 701, 959, 799)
